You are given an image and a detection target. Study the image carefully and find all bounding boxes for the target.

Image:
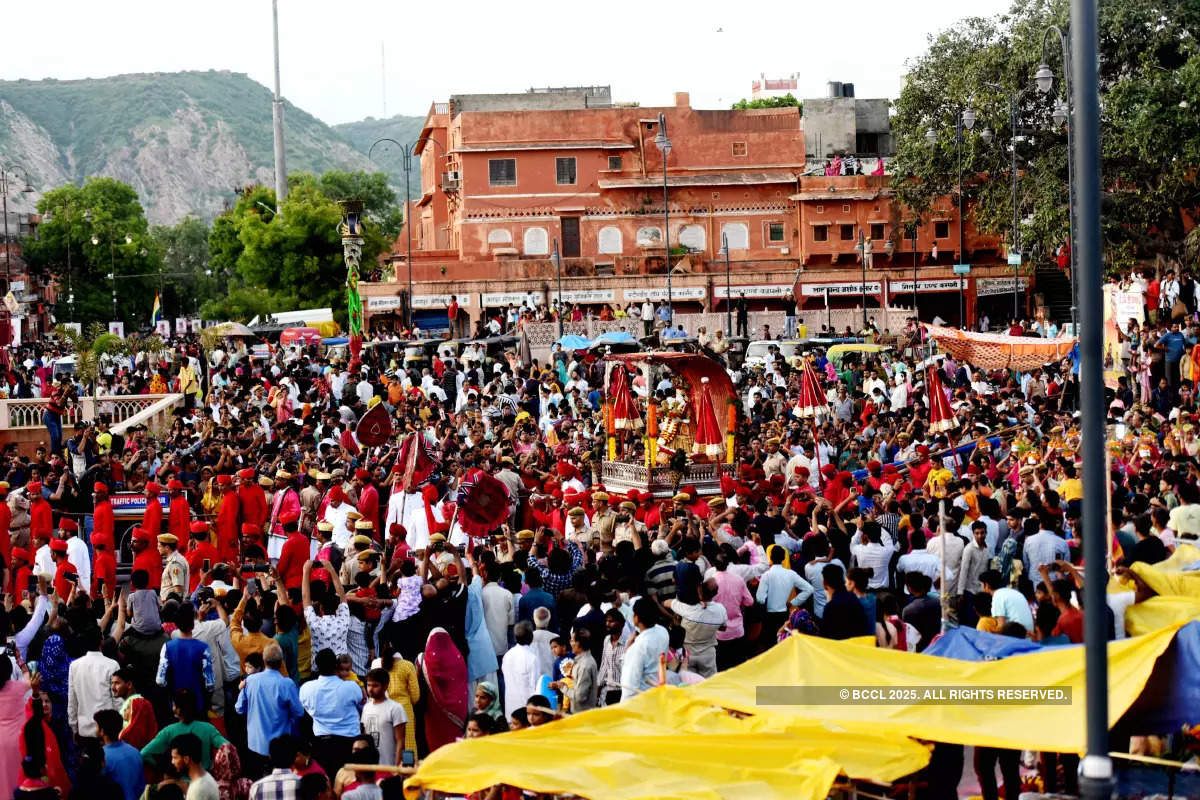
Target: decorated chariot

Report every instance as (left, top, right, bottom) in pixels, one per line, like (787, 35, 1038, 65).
(599, 352, 737, 497)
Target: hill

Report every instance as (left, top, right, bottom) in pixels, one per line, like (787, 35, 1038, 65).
(334, 114, 428, 201)
(0, 71, 388, 225)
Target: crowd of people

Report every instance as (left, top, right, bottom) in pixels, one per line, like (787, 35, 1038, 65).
(0, 283, 1193, 800)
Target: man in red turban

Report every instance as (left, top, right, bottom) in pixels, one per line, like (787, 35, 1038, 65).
(167, 479, 191, 553)
(216, 474, 241, 564)
(142, 482, 164, 538)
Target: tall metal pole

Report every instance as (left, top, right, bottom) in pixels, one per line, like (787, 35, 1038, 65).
(1042, 26, 1077, 331)
(662, 145, 672, 321)
(553, 238, 563, 338)
(911, 224, 919, 314)
(1, 182, 9, 291)
(271, 0, 288, 207)
(1012, 97, 1020, 322)
(858, 229, 867, 329)
(404, 146, 412, 332)
(957, 116, 965, 329)
(1071, 0, 1112, 796)
(722, 232, 732, 337)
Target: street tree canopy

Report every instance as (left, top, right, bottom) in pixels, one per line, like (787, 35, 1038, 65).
(26, 177, 159, 328)
(201, 171, 395, 324)
(891, 0, 1200, 272)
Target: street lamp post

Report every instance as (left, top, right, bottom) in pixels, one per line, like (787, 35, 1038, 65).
(368, 136, 447, 332)
(910, 222, 920, 314)
(926, 105, 976, 329)
(552, 238, 563, 338)
(984, 83, 1035, 323)
(855, 229, 868, 329)
(92, 225, 133, 322)
(1036, 24, 1077, 331)
(0, 164, 34, 291)
(720, 233, 732, 337)
(654, 114, 673, 321)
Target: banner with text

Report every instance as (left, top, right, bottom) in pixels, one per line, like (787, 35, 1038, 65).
(713, 284, 794, 299)
(888, 278, 965, 295)
(976, 277, 1030, 297)
(623, 287, 706, 302)
(800, 281, 882, 298)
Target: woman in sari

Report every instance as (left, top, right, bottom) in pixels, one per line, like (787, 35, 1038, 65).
(416, 628, 468, 755)
(0, 659, 33, 800)
(21, 692, 69, 799)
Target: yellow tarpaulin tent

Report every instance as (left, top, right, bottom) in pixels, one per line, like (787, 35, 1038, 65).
(1109, 544, 1200, 598)
(689, 624, 1181, 753)
(403, 686, 931, 800)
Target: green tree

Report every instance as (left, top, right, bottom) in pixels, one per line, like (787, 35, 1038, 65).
(202, 172, 394, 325)
(150, 216, 217, 318)
(25, 177, 160, 328)
(731, 93, 802, 112)
(892, 0, 1200, 269)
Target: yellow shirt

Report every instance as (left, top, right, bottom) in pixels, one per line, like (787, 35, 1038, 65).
(976, 616, 1001, 634)
(925, 468, 954, 499)
(1058, 477, 1083, 503)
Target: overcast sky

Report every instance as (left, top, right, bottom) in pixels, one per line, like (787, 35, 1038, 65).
(7, 0, 1012, 126)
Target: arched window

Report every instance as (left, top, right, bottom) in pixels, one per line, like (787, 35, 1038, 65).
(679, 224, 706, 251)
(636, 226, 663, 246)
(523, 227, 549, 255)
(721, 222, 749, 250)
(597, 226, 623, 254)
(487, 229, 513, 245)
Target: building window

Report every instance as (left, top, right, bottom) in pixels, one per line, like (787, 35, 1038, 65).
(679, 224, 705, 251)
(935, 221, 950, 239)
(840, 224, 855, 241)
(489, 158, 517, 186)
(870, 223, 884, 240)
(636, 226, 663, 246)
(487, 229, 513, 245)
(556, 157, 577, 185)
(815, 204, 824, 213)
(732, 141, 748, 157)
(721, 222, 749, 250)
(523, 227, 549, 255)
(842, 204, 851, 213)
(598, 226, 623, 254)
(766, 222, 786, 244)
(814, 225, 829, 242)
(607, 156, 622, 171)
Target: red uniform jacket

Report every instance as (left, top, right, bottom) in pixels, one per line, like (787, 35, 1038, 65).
(216, 493, 241, 564)
(52, 560, 78, 599)
(93, 500, 114, 545)
(132, 549, 162, 589)
(169, 496, 191, 553)
(531, 505, 566, 535)
(0, 502, 11, 571)
(92, 550, 117, 600)
(186, 542, 219, 593)
(358, 484, 380, 534)
(238, 485, 268, 531)
(142, 498, 163, 537)
(10, 564, 30, 597)
(277, 532, 310, 589)
(29, 499, 52, 543)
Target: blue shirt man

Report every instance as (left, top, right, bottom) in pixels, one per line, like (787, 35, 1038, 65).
(517, 574, 555, 628)
(299, 648, 364, 737)
(96, 709, 146, 800)
(155, 622, 214, 713)
(235, 645, 304, 757)
(1157, 327, 1195, 363)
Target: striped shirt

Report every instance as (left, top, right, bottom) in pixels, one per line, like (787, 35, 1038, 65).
(533, 540, 583, 598)
(644, 557, 677, 602)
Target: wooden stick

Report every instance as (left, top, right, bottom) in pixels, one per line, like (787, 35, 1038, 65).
(1107, 751, 1200, 771)
(342, 763, 418, 775)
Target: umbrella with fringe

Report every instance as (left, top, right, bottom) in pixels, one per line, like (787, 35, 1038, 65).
(455, 469, 512, 538)
(795, 360, 829, 486)
(691, 377, 724, 458)
(926, 366, 958, 434)
(609, 365, 643, 431)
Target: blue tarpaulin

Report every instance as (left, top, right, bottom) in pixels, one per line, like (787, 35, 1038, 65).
(557, 335, 592, 350)
(849, 436, 1005, 482)
(592, 331, 638, 346)
(924, 626, 1046, 660)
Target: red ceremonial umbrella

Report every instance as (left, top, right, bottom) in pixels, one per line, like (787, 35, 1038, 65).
(795, 360, 829, 486)
(609, 366, 643, 431)
(455, 469, 512, 537)
(925, 367, 958, 434)
(691, 377, 724, 458)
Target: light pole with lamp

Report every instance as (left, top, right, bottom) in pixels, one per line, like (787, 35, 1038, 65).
(909, 222, 920, 313)
(984, 82, 1036, 323)
(42, 205, 80, 322)
(1035, 25, 1077, 331)
(855, 229, 868, 330)
(0, 164, 34, 291)
(368, 136, 447, 331)
(926, 104, 977, 329)
(719, 233, 732, 337)
(654, 114, 673, 320)
(92, 226, 134, 322)
(551, 238, 563, 338)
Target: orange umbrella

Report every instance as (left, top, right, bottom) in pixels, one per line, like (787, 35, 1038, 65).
(925, 367, 958, 434)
